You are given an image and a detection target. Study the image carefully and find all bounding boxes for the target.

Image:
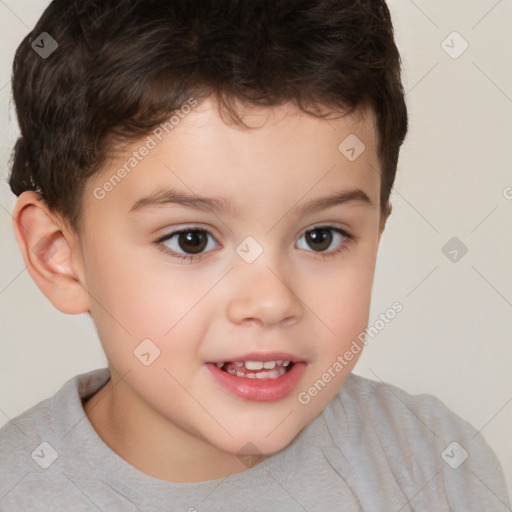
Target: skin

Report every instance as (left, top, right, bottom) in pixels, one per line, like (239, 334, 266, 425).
(12, 97, 388, 483)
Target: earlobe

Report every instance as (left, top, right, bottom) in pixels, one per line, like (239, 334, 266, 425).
(11, 191, 90, 315)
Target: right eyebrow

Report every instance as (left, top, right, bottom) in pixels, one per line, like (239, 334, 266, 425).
(129, 187, 241, 216)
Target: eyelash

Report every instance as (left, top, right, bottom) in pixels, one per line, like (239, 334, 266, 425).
(154, 225, 356, 264)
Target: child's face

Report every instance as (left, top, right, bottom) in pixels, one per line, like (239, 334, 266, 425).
(79, 98, 383, 463)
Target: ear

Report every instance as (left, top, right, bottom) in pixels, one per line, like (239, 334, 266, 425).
(11, 191, 90, 314)
(378, 201, 392, 242)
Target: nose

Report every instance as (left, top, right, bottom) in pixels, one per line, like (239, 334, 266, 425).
(226, 263, 303, 328)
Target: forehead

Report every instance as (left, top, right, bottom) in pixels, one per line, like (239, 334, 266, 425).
(83, 98, 380, 224)
(167, 98, 377, 159)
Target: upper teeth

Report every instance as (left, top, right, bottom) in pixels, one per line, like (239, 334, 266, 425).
(246, 361, 270, 370)
(215, 360, 292, 369)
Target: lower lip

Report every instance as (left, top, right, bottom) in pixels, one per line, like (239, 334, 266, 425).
(205, 362, 307, 402)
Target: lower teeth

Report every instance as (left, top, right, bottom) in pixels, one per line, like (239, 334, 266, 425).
(226, 367, 288, 379)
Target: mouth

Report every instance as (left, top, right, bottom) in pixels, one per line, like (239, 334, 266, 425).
(205, 354, 306, 402)
(214, 360, 295, 379)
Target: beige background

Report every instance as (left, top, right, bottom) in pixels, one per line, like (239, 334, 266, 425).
(1, 0, 511, 496)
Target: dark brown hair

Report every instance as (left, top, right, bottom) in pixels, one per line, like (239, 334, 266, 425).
(8, 0, 407, 235)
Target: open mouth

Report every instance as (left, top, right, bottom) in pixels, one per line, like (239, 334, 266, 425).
(215, 360, 295, 379)
(206, 358, 307, 401)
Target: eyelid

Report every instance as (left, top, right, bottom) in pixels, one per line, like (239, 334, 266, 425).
(154, 226, 220, 264)
(154, 223, 355, 263)
(154, 222, 351, 244)
(298, 222, 350, 237)
(154, 223, 219, 241)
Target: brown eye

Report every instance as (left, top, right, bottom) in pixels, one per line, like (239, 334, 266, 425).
(296, 225, 353, 257)
(157, 228, 219, 260)
(304, 227, 333, 252)
(176, 230, 208, 254)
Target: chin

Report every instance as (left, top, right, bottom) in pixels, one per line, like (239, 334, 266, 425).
(208, 425, 301, 459)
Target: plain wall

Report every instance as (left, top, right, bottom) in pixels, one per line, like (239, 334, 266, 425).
(1, 0, 511, 495)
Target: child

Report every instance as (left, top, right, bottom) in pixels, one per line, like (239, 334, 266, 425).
(1, 0, 509, 510)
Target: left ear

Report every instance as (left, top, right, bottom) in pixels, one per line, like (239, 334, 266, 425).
(378, 201, 392, 242)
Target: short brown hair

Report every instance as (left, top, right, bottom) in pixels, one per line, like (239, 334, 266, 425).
(8, 0, 408, 235)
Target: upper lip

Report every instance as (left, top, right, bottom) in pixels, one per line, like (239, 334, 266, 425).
(207, 351, 305, 364)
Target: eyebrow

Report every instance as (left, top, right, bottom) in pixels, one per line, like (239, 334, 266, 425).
(129, 186, 374, 216)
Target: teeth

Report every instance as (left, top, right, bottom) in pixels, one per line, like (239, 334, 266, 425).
(214, 360, 294, 372)
(244, 361, 264, 370)
(255, 369, 282, 379)
(225, 367, 287, 378)
(244, 360, 285, 370)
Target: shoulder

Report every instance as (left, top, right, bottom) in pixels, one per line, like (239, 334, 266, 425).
(0, 392, 54, 472)
(0, 390, 58, 508)
(335, 372, 472, 435)
(319, 373, 511, 509)
(332, 373, 499, 461)
(0, 368, 108, 458)
(0, 369, 111, 509)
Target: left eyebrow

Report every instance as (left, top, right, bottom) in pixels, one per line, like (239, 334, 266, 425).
(296, 188, 374, 215)
(128, 186, 374, 216)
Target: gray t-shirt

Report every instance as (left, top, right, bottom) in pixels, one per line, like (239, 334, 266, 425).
(0, 368, 509, 511)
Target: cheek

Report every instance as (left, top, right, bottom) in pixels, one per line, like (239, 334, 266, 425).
(84, 243, 213, 369)
(307, 251, 376, 343)
(295, 258, 376, 414)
